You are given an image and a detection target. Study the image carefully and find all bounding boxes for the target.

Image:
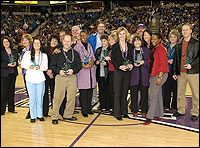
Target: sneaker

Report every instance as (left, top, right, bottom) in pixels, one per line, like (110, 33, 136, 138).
(144, 118, 151, 125)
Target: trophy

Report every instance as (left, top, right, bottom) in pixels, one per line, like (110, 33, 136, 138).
(32, 59, 39, 67)
(10, 54, 17, 65)
(123, 60, 132, 71)
(135, 53, 143, 64)
(182, 56, 191, 67)
(84, 56, 91, 65)
(61, 62, 71, 74)
(103, 49, 110, 57)
(98, 55, 105, 63)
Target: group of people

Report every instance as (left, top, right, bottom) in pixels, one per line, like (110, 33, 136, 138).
(1, 21, 199, 125)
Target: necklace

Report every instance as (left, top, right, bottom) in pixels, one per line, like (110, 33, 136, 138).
(62, 47, 74, 63)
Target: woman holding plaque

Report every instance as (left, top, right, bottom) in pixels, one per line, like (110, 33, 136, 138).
(144, 33, 169, 125)
(19, 33, 33, 119)
(130, 35, 151, 118)
(94, 34, 111, 111)
(74, 30, 97, 117)
(111, 27, 133, 121)
(1, 36, 18, 115)
(21, 38, 48, 123)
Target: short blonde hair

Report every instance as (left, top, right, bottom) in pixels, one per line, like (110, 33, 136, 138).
(116, 27, 130, 42)
(168, 29, 180, 42)
(108, 34, 118, 42)
(182, 23, 193, 30)
(21, 34, 33, 45)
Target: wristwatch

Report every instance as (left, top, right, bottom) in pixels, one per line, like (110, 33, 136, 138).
(158, 76, 162, 79)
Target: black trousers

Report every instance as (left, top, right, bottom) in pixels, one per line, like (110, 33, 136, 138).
(113, 70, 130, 118)
(79, 89, 93, 114)
(98, 77, 110, 110)
(43, 73, 55, 116)
(130, 85, 149, 113)
(162, 73, 177, 109)
(108, 71, 114, 111)
(1, 74, 16, 114)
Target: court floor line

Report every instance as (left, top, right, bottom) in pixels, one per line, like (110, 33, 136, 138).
(69, 113, 101, 147)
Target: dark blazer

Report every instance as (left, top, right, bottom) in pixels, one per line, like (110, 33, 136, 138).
(1, 48, 18, 77)
(94, 46, 110, 82)
(43, 45, 56, 70)
(50, 48, 82, 75)
(111, 42, 133, 71)
(173, 37, 199, 75)
(130, 46, 151, 86)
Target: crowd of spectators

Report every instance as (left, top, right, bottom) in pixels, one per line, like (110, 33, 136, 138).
(1, 12, 45, 45)
(1, 3, 199, 48)
(159, 5, 199, 43)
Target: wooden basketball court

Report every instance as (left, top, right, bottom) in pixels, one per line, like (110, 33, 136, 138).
(1, 67, 199, 147)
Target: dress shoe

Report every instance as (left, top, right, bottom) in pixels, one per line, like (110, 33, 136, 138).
(25, 113, 31, 119)
(43, 114, 49, 117)
(1, 113, 5, 116)
(73, 111, 79, 114)
(169, 108, 177, 112)
(191, 115, 198, 121)
(9, 111, 17, 113)
(52, 120, 58, 124)
(38, 117, 45, 121)
(173, 112, 185, 117)
(88, 111, 94, 115)
(82, 114, 88, 117)
(30, 119, 35, 123)
(144, 118, 151, 125)
(142, 113, 147, 117)
(122, 114, 129, 118)
(133, 113, 138, 117)
(116, 117, 123, 121)
(63, 116, 77, 121)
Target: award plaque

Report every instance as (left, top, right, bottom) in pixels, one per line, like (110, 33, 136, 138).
(10, 55, 17, 65)
(103, 49, 110, 57)
(135, 54, 143, 64)
(123, 60, 132, 71)
(182, 56, 191, 67)
(32, 59, 39, 67)
(84, 56, 91, 65)
(61, 62, 71, 74)
(98, 56, 105, 63)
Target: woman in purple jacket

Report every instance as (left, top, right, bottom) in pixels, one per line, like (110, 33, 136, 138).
(74, 30, 97, 117)
(130, 35, 151, 118)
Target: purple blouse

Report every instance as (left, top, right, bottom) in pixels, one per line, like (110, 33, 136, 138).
(74, 42, 97, 89)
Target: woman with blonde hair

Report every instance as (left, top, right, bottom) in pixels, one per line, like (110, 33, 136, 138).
(19, 33, 33, 119)
(111, 27, 133, 120)
(162, 29, 180, 111)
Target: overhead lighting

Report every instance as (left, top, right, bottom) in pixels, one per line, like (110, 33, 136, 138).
(76, 1, 92, 4)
